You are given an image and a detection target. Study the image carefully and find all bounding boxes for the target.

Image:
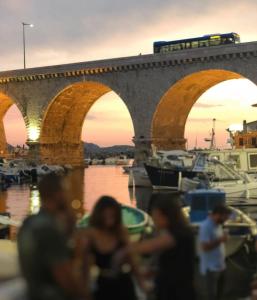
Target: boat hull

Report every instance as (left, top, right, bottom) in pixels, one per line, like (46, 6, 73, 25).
(144, 164, 196, 190)
(181, 177, 257, 199)
(77, 205, 152, 241)
(130, 167, 151, 188)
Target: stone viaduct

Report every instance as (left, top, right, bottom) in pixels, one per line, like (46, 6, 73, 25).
(0, 41, 257, 165)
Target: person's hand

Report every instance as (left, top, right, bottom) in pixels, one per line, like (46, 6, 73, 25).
(219, 233, 228, 243)
(251, 277, 257, 299)
(137, 276, 154, 294)
(254, 239, 257, 252)
(111, 248, 128, 269)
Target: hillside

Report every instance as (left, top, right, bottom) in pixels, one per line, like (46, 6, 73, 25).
(84, 142, 134, 158)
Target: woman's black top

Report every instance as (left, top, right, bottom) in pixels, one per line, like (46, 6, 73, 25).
(91, 242, 137, 300)
(156, 228, 196, 300)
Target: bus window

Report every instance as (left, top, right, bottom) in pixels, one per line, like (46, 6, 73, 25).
(173, 44, 181, 51)
(191, 41, 199, 48)
(209, 38, 221, 46)
(180, 43, 185, 49)
(160, 46, 169, 53)
(199, 40, 209, 47)
(186, 42, 191, 49)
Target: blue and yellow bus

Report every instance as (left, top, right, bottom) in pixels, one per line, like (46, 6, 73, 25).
(153, 33, 240, 54)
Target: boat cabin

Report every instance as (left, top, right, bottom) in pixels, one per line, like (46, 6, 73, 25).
(185, 189, 226, 223)
(201, 148, 257, 175)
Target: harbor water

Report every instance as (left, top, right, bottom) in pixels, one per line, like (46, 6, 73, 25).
(1, 165, 257, 299)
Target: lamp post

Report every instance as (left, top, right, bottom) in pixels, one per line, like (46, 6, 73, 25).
(22, 22, 34, 69)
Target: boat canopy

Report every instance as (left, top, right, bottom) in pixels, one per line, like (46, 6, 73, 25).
(185, 189, 226, 223)
(192, 154, 242, 181)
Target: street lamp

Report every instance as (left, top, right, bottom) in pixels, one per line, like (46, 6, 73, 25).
(22, 22, 34, 69)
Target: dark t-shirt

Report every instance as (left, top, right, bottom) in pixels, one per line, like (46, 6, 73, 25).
(156, 227, 196, 300)
(17, 210, 72, 300)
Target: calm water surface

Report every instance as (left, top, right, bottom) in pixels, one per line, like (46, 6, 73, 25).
(2, 165, 257, 226)
(0, 166, 138, 224)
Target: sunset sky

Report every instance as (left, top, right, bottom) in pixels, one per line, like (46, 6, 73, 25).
(1, 0, 257, 148)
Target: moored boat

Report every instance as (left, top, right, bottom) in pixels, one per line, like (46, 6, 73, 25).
(181, 155, 257, 198)
(144, 163, 196, 190)
(115, 155, 130, 166)
(77, 205, 152, 241)
(128, 166, 152, 188)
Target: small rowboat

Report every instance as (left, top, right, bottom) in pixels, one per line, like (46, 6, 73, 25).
(77, 205, 153, 241)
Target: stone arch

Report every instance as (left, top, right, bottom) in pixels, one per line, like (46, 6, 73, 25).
(40, 81, 135, 165)
(151, 69, 252, 150)
(0, 92, 28, 156)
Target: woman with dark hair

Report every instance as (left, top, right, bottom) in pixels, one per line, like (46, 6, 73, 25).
(134, 193, 196, 300)
(86, 196, 138, 300)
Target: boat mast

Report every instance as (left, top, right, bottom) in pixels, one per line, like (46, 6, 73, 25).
(210, 118, 216, 150)
(204, 118, 216, 150)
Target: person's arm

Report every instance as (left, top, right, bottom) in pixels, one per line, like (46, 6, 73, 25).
(118, 228, 155, 293)
(200, 225, 227, 252)
(133, 231, 175, 255)
(201, 237, 226, 251)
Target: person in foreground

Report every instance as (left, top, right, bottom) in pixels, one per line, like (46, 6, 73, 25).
(199, 205, 231, 300)
(84, 196, 139, 300)
(132, 193, 196, 300)
(17, 173, 88, 300)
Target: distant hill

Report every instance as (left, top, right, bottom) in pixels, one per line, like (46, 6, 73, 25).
(84, 142, 134, 158)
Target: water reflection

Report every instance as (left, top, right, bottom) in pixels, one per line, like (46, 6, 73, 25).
(29, 187, 40, 214)
(2, 165, 257, 226)
(0, 166, 138, 224)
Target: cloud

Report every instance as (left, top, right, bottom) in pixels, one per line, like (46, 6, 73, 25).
(85, 114, 97, 121)
(0, 0, 256, 70)
(194, 103, 224, 108)
(85, 111, 130, 123)
(187, 118, 224, 123)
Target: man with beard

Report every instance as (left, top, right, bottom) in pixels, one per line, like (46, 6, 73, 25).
(199, 205, 231, 300)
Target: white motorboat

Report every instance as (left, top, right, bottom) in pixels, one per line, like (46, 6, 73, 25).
(183, 189, 257, 257)
(105, 157, 117, 165)
(180, 154, 257, 198)
(115, 155, 130, 166)
(91, 158, 104, 165)
(149, 149, 195, 169)
(201, 148, 257, 180)
(0, 161, 21, 183)
(29, 164, 64, 177)
(128, 167, 152, 188)
(84, 158, 91, 166)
